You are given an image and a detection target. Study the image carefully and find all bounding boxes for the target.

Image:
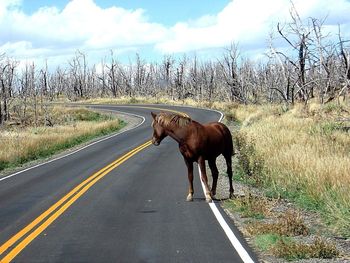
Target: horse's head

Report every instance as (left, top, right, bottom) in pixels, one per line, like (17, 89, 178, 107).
(151, 112, 167, 146)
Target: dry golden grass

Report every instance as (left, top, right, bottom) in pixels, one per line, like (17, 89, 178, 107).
(0, 122, 118, 160)
(225, 192, 274, 219)
(76, 96, 184, 106)
(0, 107, 123, 171)
(271, 236, 339, 260)
(76, 96, 220, 109)
(247, 210, 309, 237)
(227, 101, 350, 236)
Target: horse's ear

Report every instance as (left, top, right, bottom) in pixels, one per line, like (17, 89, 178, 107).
(151, 112, 156, 120)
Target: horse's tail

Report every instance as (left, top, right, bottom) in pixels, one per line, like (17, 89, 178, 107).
(229, 133, 236, 156)
(221, 123, 235, 157)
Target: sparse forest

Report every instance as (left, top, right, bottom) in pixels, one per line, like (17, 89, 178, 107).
(0, 8, 349, 126)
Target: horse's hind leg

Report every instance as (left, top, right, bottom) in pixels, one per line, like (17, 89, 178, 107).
(224, 154, 234, 198)
(208, 158, 218, 197)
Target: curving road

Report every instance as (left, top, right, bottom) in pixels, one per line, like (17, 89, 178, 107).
(0, 105, 258, 263)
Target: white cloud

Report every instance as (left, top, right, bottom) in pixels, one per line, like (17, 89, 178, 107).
(0, 0, 21, 15)
(0, 0, 167, 60)
(1, 0, 350, 66)
(156, 0, 350, 54)
(155, 0, 287, 53)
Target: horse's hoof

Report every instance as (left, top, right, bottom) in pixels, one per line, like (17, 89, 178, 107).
(205, 195, 212, 203)
(229, 193, 235, 199)
(186, 194, 193, 202)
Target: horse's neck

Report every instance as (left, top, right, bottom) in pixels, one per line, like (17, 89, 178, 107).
(165, 124, 188, 144)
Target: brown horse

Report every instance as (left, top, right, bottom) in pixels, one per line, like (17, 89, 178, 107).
(151, 111, 234, 202)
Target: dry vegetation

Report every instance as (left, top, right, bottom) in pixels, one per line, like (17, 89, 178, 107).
(0, 106, 125, 172)
(223, 188, 344, 261)
(225, 101, 350, 237)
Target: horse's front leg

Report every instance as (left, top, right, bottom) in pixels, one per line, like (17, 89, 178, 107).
(198, 157, 212, 202)
(184, 158, 194, 201)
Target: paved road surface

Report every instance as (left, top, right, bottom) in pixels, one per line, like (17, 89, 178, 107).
(0, 105, 258, 263)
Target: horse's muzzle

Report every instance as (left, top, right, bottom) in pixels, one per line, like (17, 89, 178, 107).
(152, 139, 160, 146)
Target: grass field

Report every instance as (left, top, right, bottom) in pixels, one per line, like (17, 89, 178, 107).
(0, 107, 125, 172)
(222, 101, 350, 237)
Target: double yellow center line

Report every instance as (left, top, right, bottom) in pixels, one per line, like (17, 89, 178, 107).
(0, 106, 188, 262)
(0, 140, 152, 263)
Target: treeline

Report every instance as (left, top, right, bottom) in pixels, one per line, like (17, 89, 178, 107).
(1, 9, 349, 125)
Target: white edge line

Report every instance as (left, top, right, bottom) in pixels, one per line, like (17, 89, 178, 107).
(197, 109, 255, 263)
(0, 109, 145, 183)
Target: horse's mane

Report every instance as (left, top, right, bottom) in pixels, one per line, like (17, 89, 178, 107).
(156, 112, 192, 128)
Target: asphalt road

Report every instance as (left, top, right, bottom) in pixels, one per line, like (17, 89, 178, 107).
(0, 105, 258, 263)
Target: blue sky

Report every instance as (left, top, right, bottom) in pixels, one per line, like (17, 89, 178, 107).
(21, 0, 230, 26)
(1, 0, 350, 68)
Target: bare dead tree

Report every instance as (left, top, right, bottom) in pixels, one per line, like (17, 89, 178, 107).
(118, 61, 133, 97)
(105, 51, 121, 97)
(200, 61, 216, 101)
(239, 59, 259, 103)
(338, 26, 350, 101)
(276, 15, 312, 103)
(67, 51, 89, 99)
(173, 55, 187, 100)
(189, 55, 203, 101)
(275, 1, 338, 104)
(49, 67, 66, 100)
(218, 43, 247, 103)
(0, 56, 17, 124)
(97, 59, 108, 97)
(161, 55, 174, 99)
(134, 53, 147, 95)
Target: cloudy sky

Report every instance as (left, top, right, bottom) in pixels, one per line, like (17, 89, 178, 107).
(1, 0, 350, 67)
